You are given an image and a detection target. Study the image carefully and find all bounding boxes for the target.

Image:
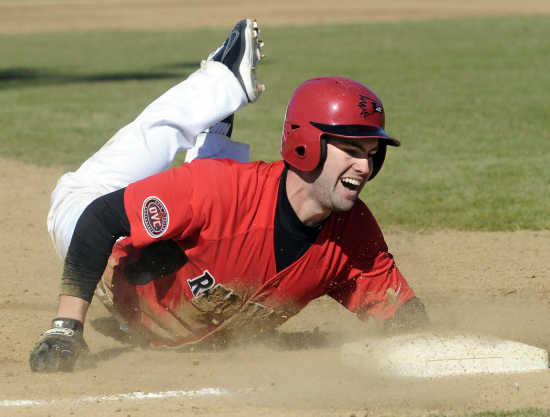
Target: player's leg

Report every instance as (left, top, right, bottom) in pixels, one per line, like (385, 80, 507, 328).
(185, 114, 250, 163)
(47, 19, 264, 260)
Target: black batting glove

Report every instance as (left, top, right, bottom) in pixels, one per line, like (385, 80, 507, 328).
(29, 318, 89, 373)
(384, 297, 429, 331)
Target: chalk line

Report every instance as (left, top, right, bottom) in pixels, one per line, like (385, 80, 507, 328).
(0, 387, 229, 407)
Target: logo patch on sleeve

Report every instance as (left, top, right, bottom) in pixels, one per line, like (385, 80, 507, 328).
(142, 196, 169, 238)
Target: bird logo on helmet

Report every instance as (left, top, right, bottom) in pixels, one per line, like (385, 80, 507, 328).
(280, 77, 400, 180)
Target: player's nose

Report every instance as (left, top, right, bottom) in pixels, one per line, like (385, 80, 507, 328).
(353, 155, 373, 179)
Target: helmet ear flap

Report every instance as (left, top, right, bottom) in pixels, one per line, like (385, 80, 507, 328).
(283, 120, 305, 156)
(292, 127, 307, 158)
(281, 121, 323, 171)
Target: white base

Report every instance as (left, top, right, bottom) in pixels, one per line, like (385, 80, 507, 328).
(341, 332, 548, 378)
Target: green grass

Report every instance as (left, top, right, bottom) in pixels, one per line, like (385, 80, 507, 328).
(1, 17, 549, 230)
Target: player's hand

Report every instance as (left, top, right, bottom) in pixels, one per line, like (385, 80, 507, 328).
(385, 297, 429, 331)
(29, 318, 89, 373)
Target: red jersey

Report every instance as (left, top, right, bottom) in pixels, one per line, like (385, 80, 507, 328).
(101, 159, 415, 347)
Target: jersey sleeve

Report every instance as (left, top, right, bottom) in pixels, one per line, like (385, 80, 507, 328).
(329, 252, 416, 320)
(123, 159, 229, 248)
(61, 188, 130, 302)
(327, 203, 416, 321)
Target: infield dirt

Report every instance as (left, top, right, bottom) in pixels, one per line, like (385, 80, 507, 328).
(1, 1, 550, 416)
(1, 0, 549, 34)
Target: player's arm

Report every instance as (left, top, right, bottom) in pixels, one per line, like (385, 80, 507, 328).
(30, 188, 130, 373)
(330, 205, 429, 331)
(329, 251, 429, 331)
(60, 188, 131, 307)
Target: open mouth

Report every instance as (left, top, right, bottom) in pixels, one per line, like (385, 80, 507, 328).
(341, 177, 361, 191)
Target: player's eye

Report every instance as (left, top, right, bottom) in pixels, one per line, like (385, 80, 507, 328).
(328, 139, 375, 159)
(344, 148, 363, 158)
(368, 147, 379, 157)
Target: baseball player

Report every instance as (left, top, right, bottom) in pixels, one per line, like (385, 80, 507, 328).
(30, 19, 428, 372)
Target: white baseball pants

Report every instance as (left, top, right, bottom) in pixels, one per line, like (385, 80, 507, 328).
(47, 61, 250, 260)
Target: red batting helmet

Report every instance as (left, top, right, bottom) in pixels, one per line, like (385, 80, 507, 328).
(280, 77, 400, 180)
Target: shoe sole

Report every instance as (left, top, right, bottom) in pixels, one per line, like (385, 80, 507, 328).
(236, 19, 265, 102)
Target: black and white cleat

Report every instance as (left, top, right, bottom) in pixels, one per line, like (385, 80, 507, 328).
(209, 19, 266, 102)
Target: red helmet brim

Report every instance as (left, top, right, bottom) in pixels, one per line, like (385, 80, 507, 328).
(310, 122, 400, 147)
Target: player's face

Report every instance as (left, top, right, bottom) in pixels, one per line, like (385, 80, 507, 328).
(311, 136, 378, 212)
